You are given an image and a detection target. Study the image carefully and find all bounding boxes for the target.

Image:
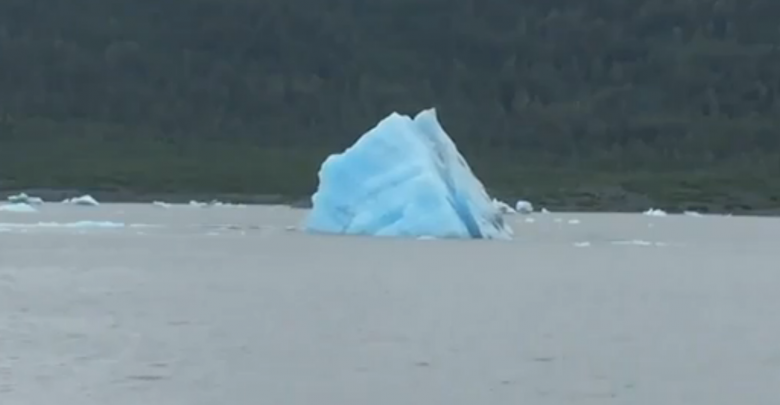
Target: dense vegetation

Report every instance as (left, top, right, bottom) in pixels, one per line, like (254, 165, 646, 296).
(1, 0, 779, 211)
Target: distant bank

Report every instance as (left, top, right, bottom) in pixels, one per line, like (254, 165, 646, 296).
(2, 187, 779, 216)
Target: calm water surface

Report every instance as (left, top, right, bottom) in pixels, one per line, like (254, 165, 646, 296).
(1, 204, 779, 404)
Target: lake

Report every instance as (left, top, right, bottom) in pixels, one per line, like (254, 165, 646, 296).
(1, 204, 779, 404)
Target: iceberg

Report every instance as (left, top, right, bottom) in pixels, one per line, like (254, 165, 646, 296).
(493, 198, 516, 214)
(304, 108, 513, 239)
(7, 192, 44, 205)
(63, 195, 99, 206)
(0, 203, 37, 213)
(514, 199, 534, 214)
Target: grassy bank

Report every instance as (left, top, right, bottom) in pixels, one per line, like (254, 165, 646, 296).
(2, 134, 778, 214)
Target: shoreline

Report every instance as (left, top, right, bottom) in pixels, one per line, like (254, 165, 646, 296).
(2, 187, 780, 216)
(0, 188, 312, 208)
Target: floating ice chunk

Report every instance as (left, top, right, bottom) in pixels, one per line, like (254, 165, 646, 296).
(514, 200, 534, 214)
(210, 200, 244, 207)
(643, 208, 667, 216)
(540, 207, 550, 214)
(7, 192, 44, 205)
(189, 200, 208, 207)
(684, 210, 703, 217)
(612, 239, 667, 247)
(573, 241, 591, 247)
(568, 219, 581, 224)
(63, 195, 99, 206)
(493, 199, 515, 214)
(0, 203, 37, 213)
(153, 201, 172, 208)
(0, 221, 125, 228)
(304, 108, 512, 240)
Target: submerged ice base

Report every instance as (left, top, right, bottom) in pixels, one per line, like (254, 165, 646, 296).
(304, 109, 512, 239)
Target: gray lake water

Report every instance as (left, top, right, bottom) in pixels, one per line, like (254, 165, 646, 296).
(1, 203, 779, 404)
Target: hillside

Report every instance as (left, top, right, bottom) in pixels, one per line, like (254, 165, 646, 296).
(1, 0, 779, 211)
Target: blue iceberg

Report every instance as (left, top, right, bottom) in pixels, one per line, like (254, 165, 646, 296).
(304, 108, 513, 240)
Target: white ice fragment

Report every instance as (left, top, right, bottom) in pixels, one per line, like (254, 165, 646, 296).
(514, 200, 534, 214)
(7, 192, 44, 205)
(493, 199, 516, 215)
(0, 203, 37, 213)
(643, 208, 667, 217)
(573, 241, 591, 247)
(63, 195, 99, 206)
(153, 201, 172, 208)
(684, 210, 703, 217)
(568, 219, 581, 224)
(0, 221, 124, 228)
(612, 239, 658, 246)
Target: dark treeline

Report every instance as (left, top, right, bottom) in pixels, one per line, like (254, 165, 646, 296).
(1, 0, 779, 209)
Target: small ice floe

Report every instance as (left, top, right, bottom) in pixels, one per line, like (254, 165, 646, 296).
(189, 200, 244, 207)
(567, 219, 581, 225)
(153, 201, 172, 208)
(0, 203, 37, 213)
(643, 208, 667, 217)
(524, 217, 535, 223)
(515, 200, 534, 214)
(7, 192, 44, 205)
(417, 235, 437, 240)
(0, 221, 125, 229)
(63, 195, 99, 206)
(492, 199, 515, 215)
(684, 210, 703, 217)
(540, 207, 550, 214)
(208, 200, 245, 207)
(612, 239, 667, 247)
(573, 241, 591, 247)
